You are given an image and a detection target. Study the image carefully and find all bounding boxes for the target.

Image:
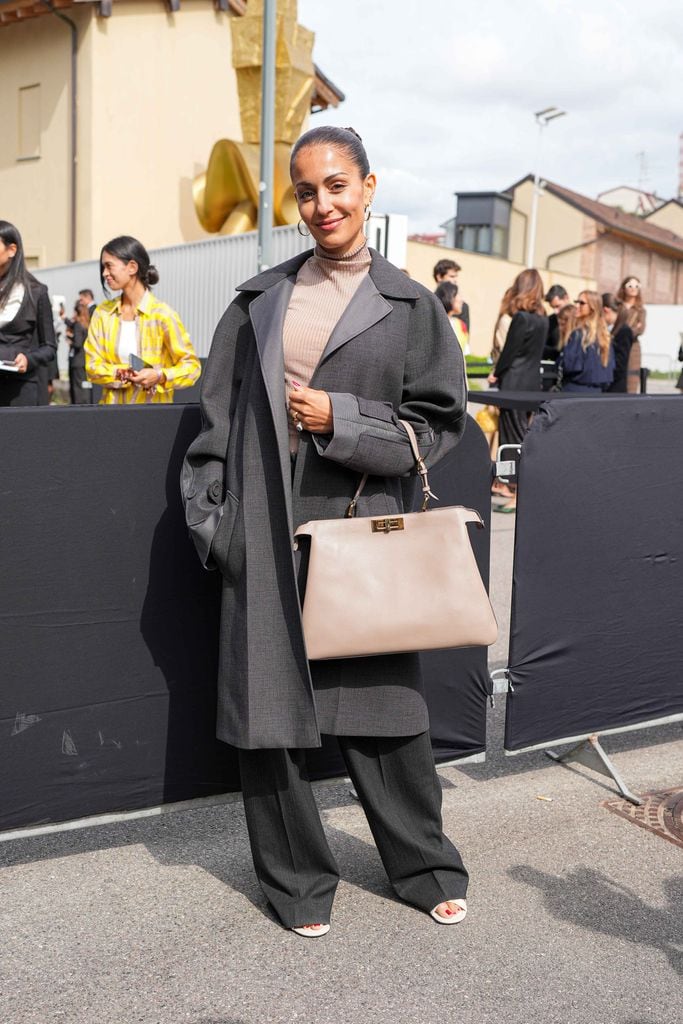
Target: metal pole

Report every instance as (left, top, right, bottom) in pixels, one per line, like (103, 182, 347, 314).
(526, 122, 544, 269)
(257, 0, 277, 272)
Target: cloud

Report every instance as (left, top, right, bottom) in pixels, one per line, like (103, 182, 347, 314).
(299, 0, 683, 231)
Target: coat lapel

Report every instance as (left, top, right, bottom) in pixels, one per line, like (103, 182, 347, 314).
(317, 273, 393, 367)
(249, 277, 296, 525)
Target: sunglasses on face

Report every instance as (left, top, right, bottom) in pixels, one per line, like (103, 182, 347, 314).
(575, 299, 588, 306)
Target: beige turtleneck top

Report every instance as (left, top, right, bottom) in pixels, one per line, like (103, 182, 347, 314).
(283, 240, 371, 451)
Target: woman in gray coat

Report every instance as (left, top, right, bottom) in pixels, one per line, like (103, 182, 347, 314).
(182, 127, 469, 937)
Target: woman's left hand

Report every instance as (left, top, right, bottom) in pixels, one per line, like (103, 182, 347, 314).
(129, 368, 165, 391)
(487, 372, 498, 385)
(289, 386, 333, 433)
(14, 354, 29, 374)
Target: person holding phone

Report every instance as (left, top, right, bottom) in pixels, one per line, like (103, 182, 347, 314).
(0, 220, 57, 407)
(85, 236, 200, 404)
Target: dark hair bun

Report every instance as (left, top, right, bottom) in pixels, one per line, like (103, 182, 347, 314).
(343, 126, 363, 142)
(147, 265, 160, 287)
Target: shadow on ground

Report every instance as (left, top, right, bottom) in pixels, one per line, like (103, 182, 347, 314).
(0, 782, 394, 926)
(510, 864, 683, 977)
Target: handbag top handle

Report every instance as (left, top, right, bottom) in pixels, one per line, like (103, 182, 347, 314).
(345, 420, 438, 518)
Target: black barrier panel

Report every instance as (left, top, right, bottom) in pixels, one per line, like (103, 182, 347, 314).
(420, 418, 493, 763)
(504, 396, 683, 752)
(0, 407, 491, 831)
(0, 405, 235, 832)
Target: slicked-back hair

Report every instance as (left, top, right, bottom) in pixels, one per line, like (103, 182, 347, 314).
(99, 236, 159, 296)
(290, 126, 370, 180)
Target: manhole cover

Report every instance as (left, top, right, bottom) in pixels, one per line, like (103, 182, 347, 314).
(602, 787, 683, 850)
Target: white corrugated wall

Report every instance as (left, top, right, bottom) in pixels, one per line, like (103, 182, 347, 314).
(33, 226, 310, 358)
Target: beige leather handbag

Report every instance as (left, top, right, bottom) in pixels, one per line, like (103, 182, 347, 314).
(294, 421, 498, 661)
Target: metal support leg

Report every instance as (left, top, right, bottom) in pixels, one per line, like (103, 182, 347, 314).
(546, 734, 641, 805)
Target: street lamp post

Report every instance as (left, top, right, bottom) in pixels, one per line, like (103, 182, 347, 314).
(526, 106, 567, 269)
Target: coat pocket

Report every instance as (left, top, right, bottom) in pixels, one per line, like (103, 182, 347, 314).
(211, 490, 244, 582)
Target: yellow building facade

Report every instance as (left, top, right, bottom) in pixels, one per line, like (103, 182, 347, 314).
(406, 240, 596, 358)
(0, 0, 338, 266)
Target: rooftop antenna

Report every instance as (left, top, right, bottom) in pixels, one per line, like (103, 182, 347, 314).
(636, 150, 649, 192)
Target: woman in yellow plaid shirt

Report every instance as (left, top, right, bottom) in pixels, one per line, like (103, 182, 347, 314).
(85, 236, 200, 404)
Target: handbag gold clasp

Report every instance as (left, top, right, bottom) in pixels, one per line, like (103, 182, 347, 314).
(371, 517, 404, 534)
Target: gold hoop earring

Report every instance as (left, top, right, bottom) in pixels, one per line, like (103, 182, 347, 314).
(297, 220, 310, 237)
(364, 206, 372, 223)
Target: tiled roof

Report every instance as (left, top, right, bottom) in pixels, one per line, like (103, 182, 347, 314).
(510, 175, 683, 257)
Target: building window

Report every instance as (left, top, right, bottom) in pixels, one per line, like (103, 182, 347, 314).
(457, 224, 492, 254)
(456, 223, 508, 257)
(18, 84, 41, 161)
(492, 226, 508, 257)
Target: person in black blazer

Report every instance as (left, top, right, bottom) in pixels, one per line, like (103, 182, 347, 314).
(602, 293, 633, 393)
(488, 269, 548, 511)
(0, 221, 57, 407)
(67, 297, 91, 405)
(543, 284, 569, 361)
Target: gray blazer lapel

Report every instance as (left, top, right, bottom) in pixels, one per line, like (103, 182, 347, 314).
(249, 277, 295, 523)
(318, 274, 392, 366)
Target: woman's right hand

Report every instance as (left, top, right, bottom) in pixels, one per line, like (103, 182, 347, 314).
(487, 372, 498, 385)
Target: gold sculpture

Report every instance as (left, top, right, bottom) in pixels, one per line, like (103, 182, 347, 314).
(193, 0, 315, 234)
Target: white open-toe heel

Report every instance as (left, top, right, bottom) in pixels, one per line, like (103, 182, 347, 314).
(291, 923, 330, 938)
(429, 899, 467, 925)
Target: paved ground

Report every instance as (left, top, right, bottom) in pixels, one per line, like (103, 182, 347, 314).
(1, 507, 681, 1024)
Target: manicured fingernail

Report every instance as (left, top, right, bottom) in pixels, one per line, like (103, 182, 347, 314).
(291, 380, 302, 388)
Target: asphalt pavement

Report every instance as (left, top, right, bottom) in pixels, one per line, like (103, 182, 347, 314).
(1, 497, 681, 1024)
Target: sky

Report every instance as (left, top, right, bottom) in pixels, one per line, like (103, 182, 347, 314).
(298, 0, 683, 234)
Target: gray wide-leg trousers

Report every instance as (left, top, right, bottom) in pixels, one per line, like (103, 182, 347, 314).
(238, 731, 468, 928)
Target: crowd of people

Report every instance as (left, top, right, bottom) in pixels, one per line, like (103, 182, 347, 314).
(465, 268, 650, 511)
(0, 124, 678, 941)
(0, 222, 200, 408)
(0, 215, 668, 424)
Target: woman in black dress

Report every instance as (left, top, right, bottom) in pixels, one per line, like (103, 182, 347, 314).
(0, 221, 57, 407)
(488, 268, 548, 512)
(602, 293, 633, 393)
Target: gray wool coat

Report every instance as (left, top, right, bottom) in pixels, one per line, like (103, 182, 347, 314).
(181, 248, 467, 749)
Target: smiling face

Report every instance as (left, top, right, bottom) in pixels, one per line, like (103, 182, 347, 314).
(575, 292, 590, 321)
(101, 251, 138, 293)
(291, 144, 376, 256)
